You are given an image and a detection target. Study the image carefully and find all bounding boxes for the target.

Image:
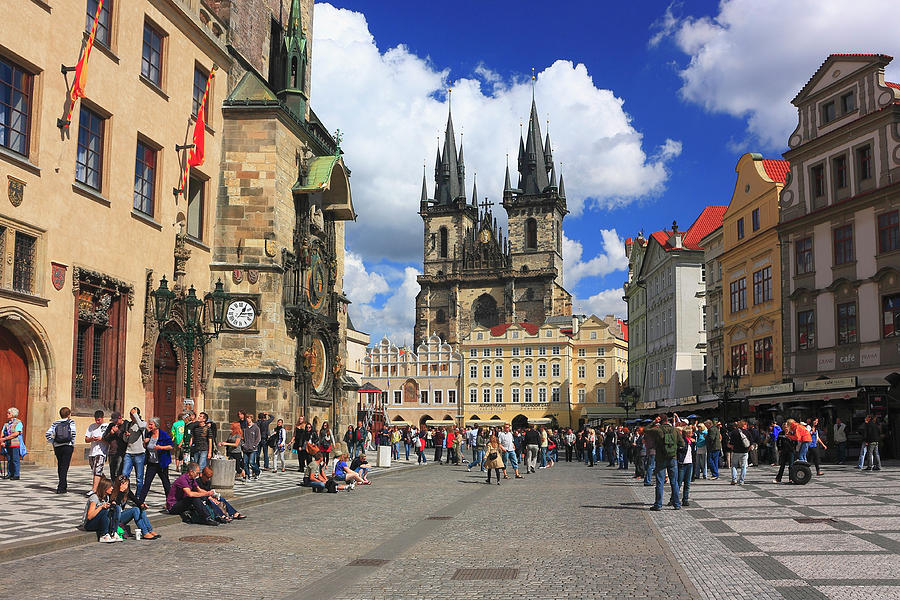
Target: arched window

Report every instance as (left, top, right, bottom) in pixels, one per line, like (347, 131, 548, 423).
(439, 227, 448, 258)
(291, 57, 298, 88)
(473, 293, 499, 328)
(556, 221, 562, 253)
(525, 218, 537, 250)
(435, 309, 446, 324)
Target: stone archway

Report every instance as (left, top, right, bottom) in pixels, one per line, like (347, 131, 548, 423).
(473, 293, 499, 328)
(511, 414, 529, 430)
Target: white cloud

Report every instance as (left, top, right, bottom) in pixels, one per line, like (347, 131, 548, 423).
(343, 251, 389, 304)
(347, 265, 420, 346)
(312, 3, 681, 264)
(562, 229, 628, 291)
(573, 288, 627, 320)
(653, 0, 900, 149)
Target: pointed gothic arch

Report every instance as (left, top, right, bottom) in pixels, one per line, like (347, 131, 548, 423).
(472, 293, 499, 329)
(439, 226, 448, 258)
(525, 218, 537, 249)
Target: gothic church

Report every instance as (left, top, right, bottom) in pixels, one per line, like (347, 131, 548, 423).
(414, 98, 573, 346)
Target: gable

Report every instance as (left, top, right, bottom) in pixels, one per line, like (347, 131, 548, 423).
(793, 54, 892, 105)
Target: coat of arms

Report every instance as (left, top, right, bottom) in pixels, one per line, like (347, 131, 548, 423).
(51, 263, 67, 291)
(247, 269, 259, 285)
(8, 176, 25, 207)
(232, 269, 243, 284)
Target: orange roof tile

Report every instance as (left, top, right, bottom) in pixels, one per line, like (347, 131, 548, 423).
(761, 159, 790, 183)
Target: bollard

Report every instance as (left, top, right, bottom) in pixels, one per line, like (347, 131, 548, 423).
(210, 455, 236, 489)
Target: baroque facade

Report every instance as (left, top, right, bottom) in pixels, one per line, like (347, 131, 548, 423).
(414, 98, 572, 347)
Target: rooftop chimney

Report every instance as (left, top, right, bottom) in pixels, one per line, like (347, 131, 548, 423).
(671, 220, 683, 249)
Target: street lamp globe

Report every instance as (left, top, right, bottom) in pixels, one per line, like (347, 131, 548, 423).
(205, 278, 228, 334)
(183, 285, 203, 328)
(151, 276, 175, 323)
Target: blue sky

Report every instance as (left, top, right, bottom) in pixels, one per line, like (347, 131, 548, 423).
(308, 0, 899, 345)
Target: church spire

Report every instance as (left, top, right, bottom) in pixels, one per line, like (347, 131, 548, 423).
(503, 157, 512, 192)
(421, 165, 429, 203)
(558, 172, 566, 198)
(279, 0, 308, 118)
(434, 93, 463, 205)
(471, 174, 478, 207)
(549, 163, 558, 189)
(519, 98, 551, 194)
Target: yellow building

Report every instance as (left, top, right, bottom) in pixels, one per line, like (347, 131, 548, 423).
(572, 315, 629, 425)
(720, 153, 789, 402)
(0, 0, 230, 465)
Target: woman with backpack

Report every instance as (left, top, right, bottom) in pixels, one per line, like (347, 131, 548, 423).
(676, 427, 695, 506)
(319, 423, 334, 467)
(728, 420, 751, 485)
(46, 407, 77, 493)
(807, 420, 827, 476)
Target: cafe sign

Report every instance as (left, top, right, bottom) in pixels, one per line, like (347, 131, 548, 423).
(750, 382, 795, 396)
(803, 377, 857, 392)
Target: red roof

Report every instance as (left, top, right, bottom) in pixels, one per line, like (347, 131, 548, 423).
(886, 82, 900, 91)
(761, 159, 790, 183)
(619, 319, 628, 342)
(624, 236, 633, 245)
(648, 206, 727, 252)
(489, 322, 539, 337)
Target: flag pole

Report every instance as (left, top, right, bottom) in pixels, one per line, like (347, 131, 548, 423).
(175, 65, 217, 198)
(59, 0, 103, 129)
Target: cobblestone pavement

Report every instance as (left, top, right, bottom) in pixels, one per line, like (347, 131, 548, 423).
(0, 453, 418, 549)
(2, 461, 696, 600)
(630, 460, 900, 600)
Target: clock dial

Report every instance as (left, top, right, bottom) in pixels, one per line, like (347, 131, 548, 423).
(479, 228, 491, 244)
(311, 336, 328, 393)
(306, 250, 327, 311)
(225, 300, 256, 330)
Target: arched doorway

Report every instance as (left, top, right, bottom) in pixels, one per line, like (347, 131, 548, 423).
(419, 414, 433, 429)
(153, 337, 179, 429)
(511, 414, 529, 430)
(0, 327, 28, 431)
(473, 294, 499, 328)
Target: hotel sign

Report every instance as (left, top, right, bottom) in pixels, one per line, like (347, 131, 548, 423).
(803, 377, 857, 391)
(750, 382, 795, 396)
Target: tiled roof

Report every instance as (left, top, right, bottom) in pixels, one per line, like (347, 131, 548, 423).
(793, 53, 893, 104)
(683, 206, 727, 249)
(489, 322, 539, 336)
(761, 159, 790, 183)
(650, 230, 674, 248)
(830, 53, 893, 59)
(886, 82, 900, 91)
(624, 237, 633, 245)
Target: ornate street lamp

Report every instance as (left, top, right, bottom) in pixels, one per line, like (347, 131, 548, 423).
(151, 276, 175, 323)
(709, 370, 740, 423)
(205, 279, 228, 335)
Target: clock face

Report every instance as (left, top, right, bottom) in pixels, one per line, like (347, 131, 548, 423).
(311, 336, 327, 393)
(306, 250, 327, 311)
(225, 300, 256, 330)
(479, 228, 491, 244)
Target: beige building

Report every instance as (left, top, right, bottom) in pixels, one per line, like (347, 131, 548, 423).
(571, 315, 629, 425)
(0, 0, 230, 465)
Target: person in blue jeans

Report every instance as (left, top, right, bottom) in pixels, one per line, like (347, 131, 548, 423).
(111, 475, 160, 539)
(1, 408, 24, 480)
(647, 417, 683, 511)
(121, 407, 147, 493)
(677, 428, 694, 506)
(704, 419, 722, 480)
(83, 478, 117, 542)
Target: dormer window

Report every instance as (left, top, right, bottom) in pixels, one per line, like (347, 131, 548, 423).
(822, 101, 836, 124)
(840, 91, 856, 114)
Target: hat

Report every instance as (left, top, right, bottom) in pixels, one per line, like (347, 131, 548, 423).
(110, 411, 122, 421)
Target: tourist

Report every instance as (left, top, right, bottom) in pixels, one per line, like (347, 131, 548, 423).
(82, 476, 117, 542)
(833, 418, 847, 464)
(219, 422, 246, 482)
(1, 408, 24, 481)
(728, 420, 751, 485)
(523, 425, 540, 474)
(694, 423, 708, 480)
(354, 421, 367, 459)
(289, 417, 308, 471)
(343, 425, 356, 460)
(467, 427, 487, 472)
(604, 426, 618, 467)
(452, 428, 463, 465)
(538, 426, 549, 469)
(808, 420, 827, 476)
(122, 407, 147, 493)
(83, 410, 108, 494)
(617, 427, 630, 471)
(677, 426, 694, 507)
(391, 426, 402, 460)
(319, 423, 335, 467)
(332, 452, 364, 486)
(171, 412, 187, 473)
(547, 429, 558, 467)
(862, 415, 882, 471)
(432, 427, 444, 463)
(241, 413, 262, 481)
(350, 453, 371, 483)
(416, 430, 427, 464)
(111, 475, 159, 540)
(786, 419, 812, 462)
(634, 427, 646, 480)
(188, 411, 213, 470)
(498, 424, 522, 479)
(773, 423, 794, 484)
(564, 428, 575, 462)
(165, 462, 217, 525)
(643, 425, 656, 486)
(138, 417, 173, 503)
(271, 419, 287, 472)
(45, 406, 77, 493)
(466, 425, 478, 463)
(303, 452, 327, 491)
(198, 467, 246, 521)
(402, 426, 413, 460)
(444, 427, 456, 464)
(647, 415, 682, 511)
(102, 412, 126, 479)
(704, 419, 721, 480)
(257, 412, 274, 471)
(484, 435, 505, 485)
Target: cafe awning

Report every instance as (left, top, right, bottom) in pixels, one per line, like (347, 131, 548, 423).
(357, 382, 382, 394)
(527, 418, 552, 425)
(583, 406, 627, 419)
(466, 419, 508, 426)
(425, 419, 457, 426)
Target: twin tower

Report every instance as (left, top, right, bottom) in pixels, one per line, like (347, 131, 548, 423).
(414, 96, 573, 346)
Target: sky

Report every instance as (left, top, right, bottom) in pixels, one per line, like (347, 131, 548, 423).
(308, 0, 900, 346)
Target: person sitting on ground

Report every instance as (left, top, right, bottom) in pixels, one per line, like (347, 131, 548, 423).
(350, 453, 371, 484)
(197, 466, 246, 522)
(303, 452, 353, 492)
(332, 452, 363, 487)
(110, 474, 159, 540)
(82, 476, 117, 542)
(165, 462, 218, 526)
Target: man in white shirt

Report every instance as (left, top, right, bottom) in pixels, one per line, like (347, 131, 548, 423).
(499, 424, 522, 479)
(833, 418, 848, 464)
(84, 410, 108, 494)
(466, 426, 478, 463)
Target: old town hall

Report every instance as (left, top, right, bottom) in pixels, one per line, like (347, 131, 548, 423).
(414, 97, 573, 346)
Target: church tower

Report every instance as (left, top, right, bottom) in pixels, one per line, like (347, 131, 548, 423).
(275, 0, 309, 120)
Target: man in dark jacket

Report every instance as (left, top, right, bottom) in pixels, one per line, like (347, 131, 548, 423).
(727, 420, 751, 485)
(704, 420, 722, 480)
(102, 412, 127, 479)
(257, 412, 274, 471)
(862, 415, 882, 471)
(523, 426, 541, 473)
(646, 415, 684, 511)
(241, 413, 262, 480)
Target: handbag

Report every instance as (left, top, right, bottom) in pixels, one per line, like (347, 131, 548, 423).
(306, 442, 319, 455)
(19, 439, 27, 458)
(486, 452, 498, 461)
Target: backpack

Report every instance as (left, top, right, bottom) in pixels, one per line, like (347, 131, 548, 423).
(662, 426, 677, 458)
(267, 429, 279, 449)
(737, 429, 750, 450)
(53, 420, 73, 444)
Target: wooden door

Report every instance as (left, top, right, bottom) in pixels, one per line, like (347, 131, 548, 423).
(153, 338, 179, 430)
(0, 327, 28, 432)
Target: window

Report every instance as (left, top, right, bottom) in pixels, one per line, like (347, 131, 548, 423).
(597, 347, 605, 356)
(798, 310, 815, 350)
(511, 347, 520, 356)
(524, 388, 532, 403)
(833, 225, 854, 265)
(577, 389, 585, 403)
(737, 218, 745, 240)
(883, 294, 900, 338)
(495, 348, 503, 357)
(753, 267, 772, 305)
(133, 140, 157, 216)
(393, 391, 402, 404)
(796, 238, 813, 274)
(538, 346, 547, 356)
(837, 302, 857, 345)
(512, 388, 520, 403)
(483, 348, 490, 357)
(495, 364, 503, 378)
(551, 362, 560, 377)
(590, 331, 597, 339)
(833, 155, 848, 190)
(448, 390, 456, 404)
(482, 388, 491, 403)
(186, 175, 205, 240)
(701, 264, 706, 283)
(469, 388, 477, 403)
(878, 211, 899, 254)
(857, 145, 873, 181)
(477, 333, 483, 340)
(420, 390, 429, 404)
(0, 56, 33, 156)
(730, 278, 747, 313)
(597, 364, 605, 379)
(538, 363, 546, 377)
(483, 364, 490, 378)
(525, 218, 537, 249)
(552, 345, 560, 355)
(840, 91, 856, 114)
(12, 231, 36, 294)
(812, 165, 825, 198)
(822, 101, 836, 123)
(538, 387, 547, 403)
(433, 390, 442, 404)
(731, 343, 747, 376)
(75, 106, 105, 190)
(524, 363, 533, 377)
(469, 365, 477, 379)
(469, 349, 477, 357)
(86, 0, 113, 47)
(752, 208, 760, 232)
(524, 347, 532, 356)
(511, 364, 520, 378)
(753, 337, 774, 373)
(494, 388, 503, 403)
(596, 388, 606, 403)
(577, 348, 586, 357)
(577, 365, 585, 378)
(552, 387, 560, 402)
(141, 22, 164, 86)
(438, 227, 448, 258)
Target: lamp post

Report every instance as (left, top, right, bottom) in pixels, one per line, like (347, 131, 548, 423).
(150, 277, 229, 401)
(619, 386, 638, 424)
(708, 370, 740, 424)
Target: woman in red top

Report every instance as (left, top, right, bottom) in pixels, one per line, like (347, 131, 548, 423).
(786, 419, 812, 461)
(444, 428, 455, 465)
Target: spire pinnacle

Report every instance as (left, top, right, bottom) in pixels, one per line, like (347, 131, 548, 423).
(471, 173, 478, 207)
(531, 67, 536, 101)
(504, 154, 511, 192)
(421, 163, 429, 203)
(558, 172, 566, 198)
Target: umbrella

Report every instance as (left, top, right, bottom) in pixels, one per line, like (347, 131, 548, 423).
(686, 414, 699, 419)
